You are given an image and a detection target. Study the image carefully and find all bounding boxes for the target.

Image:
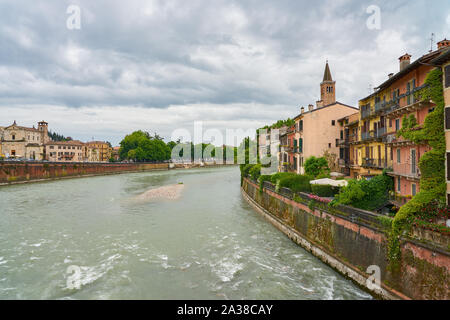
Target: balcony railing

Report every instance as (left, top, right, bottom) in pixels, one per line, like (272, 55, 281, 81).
(376, 127, 386, 138)
(361, 108, 373, 119)
(361, 131, 374, 140)
(362, 158, 386, 168)
(390, 163, 421, 179)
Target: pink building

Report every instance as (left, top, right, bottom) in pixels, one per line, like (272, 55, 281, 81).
(383, 45, 449, 205)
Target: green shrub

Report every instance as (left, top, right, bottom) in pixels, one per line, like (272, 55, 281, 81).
(240, 164, 254, 177)
(249, 164, 262, 181)
(334, 172, 393, 211)
(311, 184, 340, 197)
(270, 172, 295, 184)
(258, 175, 272, 194)
(279, 174, 312, 193)
(304, 156, 329, 177)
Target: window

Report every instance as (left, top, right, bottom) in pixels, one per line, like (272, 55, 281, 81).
(395, 119, 400, 131)
(12, 135, 15, 140)
(298, 138, 303, 153)
(412, 184, 417, 196)
(445, 65, 450, 88)
(389, 119, 392, 128)
(447, 152, 450, 181)
(411, 149, 416, 174)
(331, 120, 335, 126)
(299, 120, 303, 131)
(445, 107, 450, 130)
(397, 176, 401, 192)
(397, 149, 401, 164)
(328, 143, 331, 148)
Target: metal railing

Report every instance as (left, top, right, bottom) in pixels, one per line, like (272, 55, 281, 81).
(362, 158, 386, 168)
(390, 163, 421, 179)
(253, 178, 391, 230)
(361, 107, 373, 119)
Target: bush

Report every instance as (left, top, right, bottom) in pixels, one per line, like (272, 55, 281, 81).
(249, 164, 262, 181)
(240, 164, 254, 178)
(311, 184, 340, 197)
(304, 156, 329, 177)
(279, 174, 312, 193)
(258, 175, 272, 194)
(270, 172, 295, 184)
(334, 172, 393, 211)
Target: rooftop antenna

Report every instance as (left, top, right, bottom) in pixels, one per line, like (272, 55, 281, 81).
(429, 33, 435, 53)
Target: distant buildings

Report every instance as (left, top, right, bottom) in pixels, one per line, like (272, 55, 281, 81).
(0, 120, 49, 160)
(86, 141, 112, 162)
(0, 120, 114, 162)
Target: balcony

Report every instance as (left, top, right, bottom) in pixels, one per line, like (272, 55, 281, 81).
(376, 127, 386, 138)
(361, 107, 373, 119)
(361, 131, 375, 141)
(362, 158, 386, 169)
(388, 163, 421, 180)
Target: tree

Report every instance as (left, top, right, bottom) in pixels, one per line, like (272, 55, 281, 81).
(119, 130, 171, 162)
(304, 156, 329, 177)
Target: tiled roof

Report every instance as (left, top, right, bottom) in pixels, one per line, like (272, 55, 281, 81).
(45, 140, 84, 146)
(293, 101, 357, 120)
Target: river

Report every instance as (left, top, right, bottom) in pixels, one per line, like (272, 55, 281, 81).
(0, 166, 372, 299)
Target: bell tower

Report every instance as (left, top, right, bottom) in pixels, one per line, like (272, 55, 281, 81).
(320, 61, 336, 106)
(38, 120, 49, 143)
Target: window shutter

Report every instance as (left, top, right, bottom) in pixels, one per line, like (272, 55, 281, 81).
(445, 107, 450, 130)
(447, 153, 450, 181)
(445, 65, 450, 88)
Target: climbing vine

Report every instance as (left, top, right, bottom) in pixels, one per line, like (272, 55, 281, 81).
(388, 68, 446, 269)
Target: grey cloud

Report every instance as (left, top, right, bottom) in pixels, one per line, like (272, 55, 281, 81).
(0, 0, 448, 143)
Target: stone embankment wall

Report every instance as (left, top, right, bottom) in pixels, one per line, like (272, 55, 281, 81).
(0, 161, 237, 185)
(0, 162, 169, 184)
(242, 178, 449, 300)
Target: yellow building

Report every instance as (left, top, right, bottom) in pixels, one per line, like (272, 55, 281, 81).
(86, 141, 112, 162)
(352, 87, 393, 178)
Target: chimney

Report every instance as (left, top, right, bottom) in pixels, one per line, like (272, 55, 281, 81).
(308, 104, 314, 111)
(301, 106, 304, 114)
(399, 53, 411, 71)
(388, 73, 394, 78)
(437, 38, 450, 50)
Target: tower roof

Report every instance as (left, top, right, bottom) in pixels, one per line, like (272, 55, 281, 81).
(323, 61, 333, 81)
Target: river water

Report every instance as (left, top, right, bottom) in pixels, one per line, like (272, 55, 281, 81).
(0, 166, 372, 299)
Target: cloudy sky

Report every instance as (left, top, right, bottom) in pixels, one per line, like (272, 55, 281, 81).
(0, 0, 449, 145)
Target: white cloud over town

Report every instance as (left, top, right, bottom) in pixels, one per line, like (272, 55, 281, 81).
(0, 0, 448, 145)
